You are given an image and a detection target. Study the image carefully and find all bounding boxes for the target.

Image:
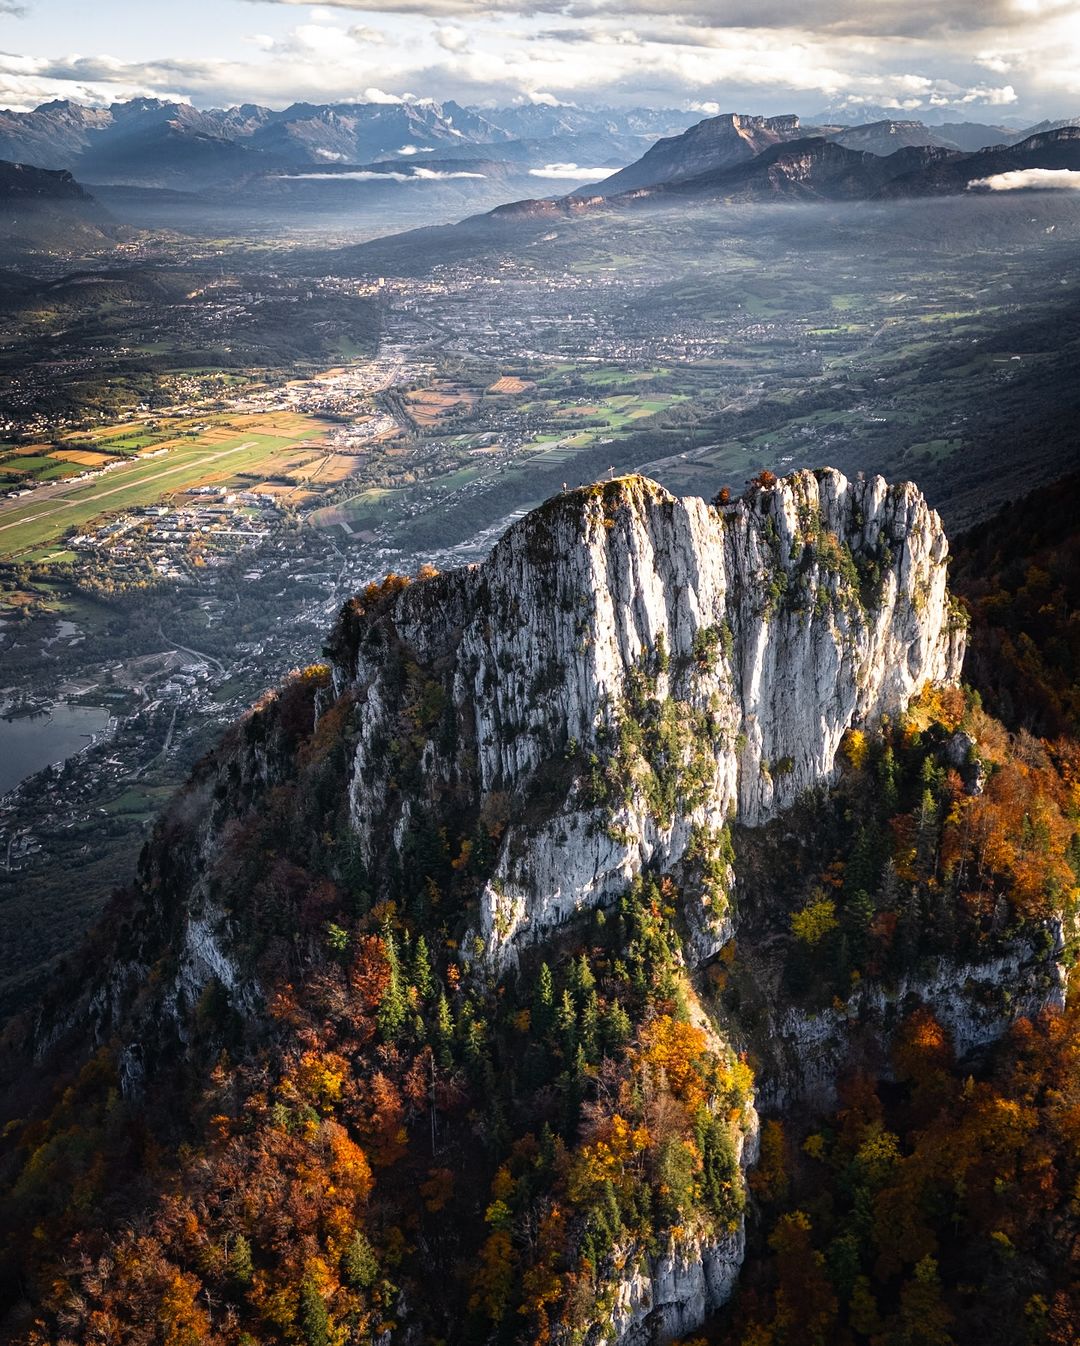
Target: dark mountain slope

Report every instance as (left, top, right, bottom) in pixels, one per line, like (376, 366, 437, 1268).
(329, 125, 1080, 277)
(630, 136, 955, 203)
(883, 125, 1080, 196)
(952, 470, 1080, 738)
(0, 159, 118, 256)
(608, 127, 1080, 206)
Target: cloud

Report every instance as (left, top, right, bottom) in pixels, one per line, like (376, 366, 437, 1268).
(968, 167, 1080, 190)
(2, 0, 1078, 121)
(436, 26, 469, 53)
(245, 0, 1078, 41)
(528, 162, 616, 178)
(286, 167, 487, 179)
(412, 165, 486, 177)
(347, 25, 388, 43)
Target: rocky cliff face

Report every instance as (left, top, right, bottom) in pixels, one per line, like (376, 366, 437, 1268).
(19, 467, 1076, 1346)
(753, 926, 1070, 1113)
(336, 469, 963, 969)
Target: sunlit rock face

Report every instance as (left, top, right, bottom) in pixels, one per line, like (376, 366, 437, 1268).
(339, 469, 964, 965)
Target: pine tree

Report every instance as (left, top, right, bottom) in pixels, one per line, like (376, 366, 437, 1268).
(377, 919, 408, 1042)
(878, 745, 900, 813)
(876, 858, 901, 913)
(411, 933, 435, 1000)
(579, 989, 599, 1059)
(571, 952, 596, 1002)
(915, 788, 939, 879)
(556, 987, 577, 1055)
(602, 1000, 632, 1051)
(228, 1234, 253, 1288)
(433, 991, 454, 1068)
(343, 1230, 379, 1290)
(533, 962, 555, 1036)
(299, 1274, 330, 1346)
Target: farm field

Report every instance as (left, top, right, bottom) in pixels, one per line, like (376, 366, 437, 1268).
(405, 382, 478, 426)
(306, 485, 404, 533)
(0, 412, 330, 558)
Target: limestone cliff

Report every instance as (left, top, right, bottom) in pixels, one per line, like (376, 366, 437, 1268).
(334, 468, 964, 967)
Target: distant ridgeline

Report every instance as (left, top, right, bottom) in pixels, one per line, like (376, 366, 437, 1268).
(0, 468, 1077, 1346)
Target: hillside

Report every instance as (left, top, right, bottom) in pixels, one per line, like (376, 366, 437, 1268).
(830, 118, 962, 155)
(951, 470, 1080, 738)
(0, 159, 118, 258)
(0, 468, 1076, 1345)
(883, 125, 1080, 196)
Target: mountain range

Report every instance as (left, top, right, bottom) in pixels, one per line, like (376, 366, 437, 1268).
(1, 99, 1079, 263)
(567, 119, 1080, 206)
(0, 98, 701, 189)
(0, 98, 1074, 195)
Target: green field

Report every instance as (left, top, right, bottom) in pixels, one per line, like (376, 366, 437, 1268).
(0, 418, 327, 557)
(306, 485, 405, 532)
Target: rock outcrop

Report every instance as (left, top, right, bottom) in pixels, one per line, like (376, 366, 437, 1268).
(335, 469, 964, 967)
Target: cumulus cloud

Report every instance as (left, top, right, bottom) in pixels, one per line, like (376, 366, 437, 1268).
(528, 162, 616, 178)
(968, 167, 1080, 190)
(436, 25, 469, 53)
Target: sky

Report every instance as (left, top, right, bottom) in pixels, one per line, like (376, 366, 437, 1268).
(0, 0, 1078, 121)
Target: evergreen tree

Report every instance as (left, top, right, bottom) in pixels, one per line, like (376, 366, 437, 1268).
(876, 858, 901, 913)
(343, 1231, 379, 1290)
(877, 745, 900, 813)
(228, 1234, 253, 1288)
(533, 962, 555, 1036)
(571, 952, 596, 1003)
(602, 999, 632, 1052)
(377, 920, 408, 1041)
(556, 988, 577, 1056)
(411, 933, 435, 1000)
(915, 788, 939, 879)
(433, 991, 454, 1068)
(299, 1274, 330, 1346)
(579, 989, 599, 1059)
(695, 1111, 742, 1223)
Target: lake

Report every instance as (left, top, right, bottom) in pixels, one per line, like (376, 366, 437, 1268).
(0, 703, 111, 795)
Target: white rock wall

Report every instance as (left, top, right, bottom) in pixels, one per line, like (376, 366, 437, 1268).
(342, 469, 964, 964)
